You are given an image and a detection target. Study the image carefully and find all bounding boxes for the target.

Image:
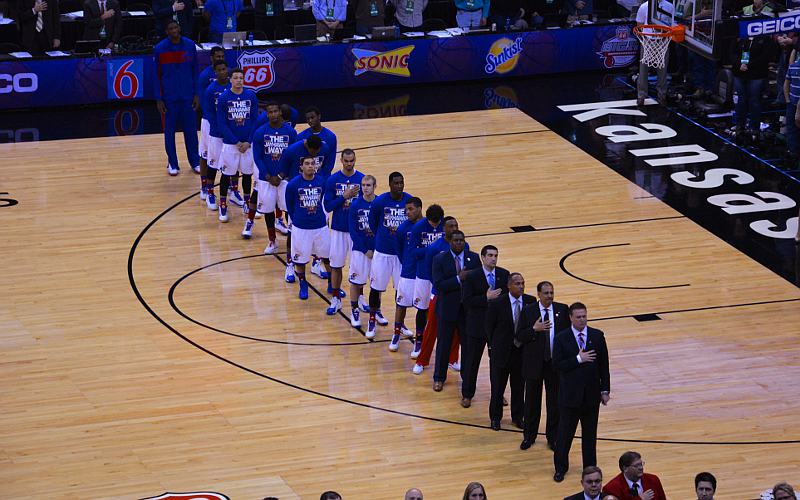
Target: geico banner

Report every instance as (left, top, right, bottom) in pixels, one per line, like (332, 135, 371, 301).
(739, 12, 800, 36)
(0, 24, 636, 110)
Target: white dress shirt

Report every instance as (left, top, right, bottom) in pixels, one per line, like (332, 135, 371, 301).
(571, 325, 587, 363)
(539, 301, 554, 359)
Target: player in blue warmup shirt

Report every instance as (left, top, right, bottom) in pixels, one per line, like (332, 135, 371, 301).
(322, 149, 364, 316)
(391, 197, 424, 352)
(216, 68, 259, 223)
(245, 101, 298, 255)
(347, 174, 377, 329)
(281, 104, 301, 129)
(285, 157, 331, 301)
(154, 21, 199, 177)
(407, 204, 444, 358)
(197, 46, 225, 201)
(201, 60, 230, 212)
(297, 106, 338, 160)
(366, 171, 413, 339)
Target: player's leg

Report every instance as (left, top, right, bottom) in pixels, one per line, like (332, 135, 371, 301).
(292, 227, 312, 300)
(179, 99, 200, 173)
(217, 144, 238, 222)
(367, 252, 392, 339)
(239, 148, 254, 215)
(348, 250, 369, 328)
(412, 295, 438, 374)
(284, 220, 295, 283)
(311, 228, 334, 313)
(198, 118, 210, 200)
(375, 256, 400, 327)
(411, 278, 432, 358)
(205, 137, 220, 210)
(391, 277, 415, 352)
(229, 172, 244, 206)
(258, 182, 279, 254)
(163, 100, 180, 175)
(242, 188, 257, 239)
(275, 208, 289, 234)
(327, 230, 349, 315)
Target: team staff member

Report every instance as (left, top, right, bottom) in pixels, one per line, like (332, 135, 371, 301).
(246, 101, 298, 249)
(197, 46, 226, 202)
(348, 175, 377, 328)
(18, 0, 61, 54)
(366, 172, 413, 339)
(392, 197, 424, 351)
(154, 0, 196, 38)
(82, 0, 122, 49)
(216, 68, 258, 223)
(201, 59, 231, 211)
(286, 157, 332, 301)
(154, 20, 200, 177)
(203, 0, 244, 43)
(323, 149, 364, 315)
(553, 302, 611, 483)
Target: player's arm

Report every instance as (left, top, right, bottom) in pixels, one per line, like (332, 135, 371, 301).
(284, 179, 296, 216)
(251, 127, 268, 176)
(320, 143, 335, 177)
(277, 147, 293, 181)
(322, 176, 343, 213)
(411, 227, 427, 260)
(367, 197, 380, 234)
(188, 42, 199, 107)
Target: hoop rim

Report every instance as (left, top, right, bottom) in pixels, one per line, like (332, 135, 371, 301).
(633, 24, 675, 37)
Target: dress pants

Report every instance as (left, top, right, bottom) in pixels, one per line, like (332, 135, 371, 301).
(553, 401, 599, 474)
(461, 334, 486, 399)
(415, 296, 460, 367)
(433, 315, 465, 383)
(163, 98, 199, 170)
(488, 345, 523, 423)
(542, 361, 559, 445)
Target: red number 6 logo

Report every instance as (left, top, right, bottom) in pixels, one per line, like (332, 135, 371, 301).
(114, 60, 139, 99)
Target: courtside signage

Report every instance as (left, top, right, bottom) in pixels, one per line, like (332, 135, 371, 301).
(141, 492, 230, 500)
(107, 59, 143, 99)
(740, 11, 800, 36)
(238, 50, 276, 91)
(352, 46, 414, 77)
(596, 26, 638, 68)
(0, 73, 38, 94)
(484, 37, 523, 74)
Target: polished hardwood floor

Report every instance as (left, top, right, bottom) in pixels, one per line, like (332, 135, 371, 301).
(1, 108, 799, 499)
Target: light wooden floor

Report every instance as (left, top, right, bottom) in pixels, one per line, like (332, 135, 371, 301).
(1, 108, 799, 500)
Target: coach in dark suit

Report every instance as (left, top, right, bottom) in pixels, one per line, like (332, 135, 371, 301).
(83, 0, 123, 48)
(564, 465, 604, 500)
(485, 272, 535, 430)
(552, 302, 610, 483)
(153, 0, 196, 40)
(431, 229, 479, 391)
(517, 280, 570, 450)
(16, 0, 61, 54)
(459, 244, 509, 408)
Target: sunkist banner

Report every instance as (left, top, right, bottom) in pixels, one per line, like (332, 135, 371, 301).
(0, 25, 637, 110)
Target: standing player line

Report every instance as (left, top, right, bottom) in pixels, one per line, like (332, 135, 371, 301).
(347, 175, 377, 327)
(391, 196, 424, 351)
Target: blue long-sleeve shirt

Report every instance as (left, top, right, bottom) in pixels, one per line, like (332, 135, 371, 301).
(203, 80, 230, 134)
(197, 64, 217, 108)
(368, 191, 412, 256)
(204, 0, 244, 34)
(278, 139, 336, 180)
(284, 105, 300, 129)
(454, 0, 490, 16)
(285, 174, 327, 230)
(349, 195, 375, 253)
(297, 126, 338, 156)
(216, 88, 259, 145)
(311, 0, 347, 21)
(410, 219, 444, 280)
(252, 122, 298, 180)
(323, 170, 364, 233)
(154, 36, 198, 101)
(396, 219, 419, 279)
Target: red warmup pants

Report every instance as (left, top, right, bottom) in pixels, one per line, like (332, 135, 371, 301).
(416, 296, 460, 367)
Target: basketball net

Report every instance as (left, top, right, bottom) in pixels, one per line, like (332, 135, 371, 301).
(633, 25, 673, 69)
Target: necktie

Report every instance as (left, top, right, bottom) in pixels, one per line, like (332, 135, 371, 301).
(630, 482, 639, 497)
(513, 299, 521, 331)
(454, 254, 462, 274)
(487, 272, 495, 290)
(542, 308, 551, 361)
(35, 10, 43, 32)
(101, 0, 106, 12)
(578, 332, 585, 350)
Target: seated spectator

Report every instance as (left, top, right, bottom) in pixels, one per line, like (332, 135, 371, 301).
(320, 492, 342, 500)
(392, 0, 427, 31)
(564, 466, 604, 500)
(153, 0, 196, 39)
(695, 472, 716, 500)
(17, 0, 61, 54)
(203, 0, 244, 43)
(563, 0, 591, 16)
(404, 488, 423, 500)
(462, 482, 487, 500)
(488, 0, 527, 30)
(742, 0, 771, 16)
(529, 0, 559, 28)
(353, 0, 385, 35)
(603, 451, 667, 500)
(311, 0, 347, 37)
(454, 0, 489, 29)
(82, 0, 122, 48)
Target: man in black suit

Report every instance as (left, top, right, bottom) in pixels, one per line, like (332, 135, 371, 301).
(16, 0, 60, 54)
(153, 0, 196, 40)
(431, 229, 480, 391)
(459, 244, 509, 408)
(564, 466, 604, 500)
(553, 302, 611, 483)
(517, 280, 570, 450)
(485, 272, 536, 430)
(82, 0, 123, 48)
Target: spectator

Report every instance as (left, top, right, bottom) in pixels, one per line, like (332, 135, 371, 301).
(462, 482, 487, 500)
(153, 0, 196, 39)
(16, 0, 61, 54)
(564, 466, 604, 500)
(83, 0, 122, 48)
(203, 0, 244, 43)
(454, 0, 488, 29)
(695, 472, 716, 500)
(729, 35, 777, 135)
(254, 0, 286, 39)
(636, 0, 673, 105)
(742, 0, 771, 15)
(311, 0, 347, 37)
(773, 33, 797, 106)
(603, 451, 667, 500)
(404, 488, 423, 500)
(529, 0, 559, 28)
(784, 46, 800, 161)
(320, 492, 342, 500)
(563, 0, 591, 16)
(392, 0, 426, 31)
(353, 0, 386, 35)
(488, 0, 526, 30)
(772, 483, 798, 500)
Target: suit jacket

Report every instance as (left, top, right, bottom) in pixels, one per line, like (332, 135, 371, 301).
(552, 325, 610, 408)
(485, 292, 536, 367)
(431, 249, 480, 322)
(153, 0, 196, 38)
(83, 0, 123, 42)
(603, 472, 667, 500)
(516, 300, 569, 379)
(461, 266, 509, 340)
(16, 0, 61, 49)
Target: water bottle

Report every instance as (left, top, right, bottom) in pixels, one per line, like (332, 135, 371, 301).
(504, 16, 511, 31)
(248, 32, 254, 45)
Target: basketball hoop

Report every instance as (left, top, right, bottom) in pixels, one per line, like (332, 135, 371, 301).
(633, 24, 685, 69)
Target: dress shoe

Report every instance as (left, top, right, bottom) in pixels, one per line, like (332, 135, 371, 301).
(519, 438, 533, 450)
(490, 420, 501, 431)
(460, 397, 471, 408)
(512, 419, 523, 430)
(433, 381, 444, 392)
(553, 472, 565, 483)
(502, 397, 509, 406)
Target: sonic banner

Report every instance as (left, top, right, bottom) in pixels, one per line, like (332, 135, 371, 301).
(0, 24, 636, 110)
